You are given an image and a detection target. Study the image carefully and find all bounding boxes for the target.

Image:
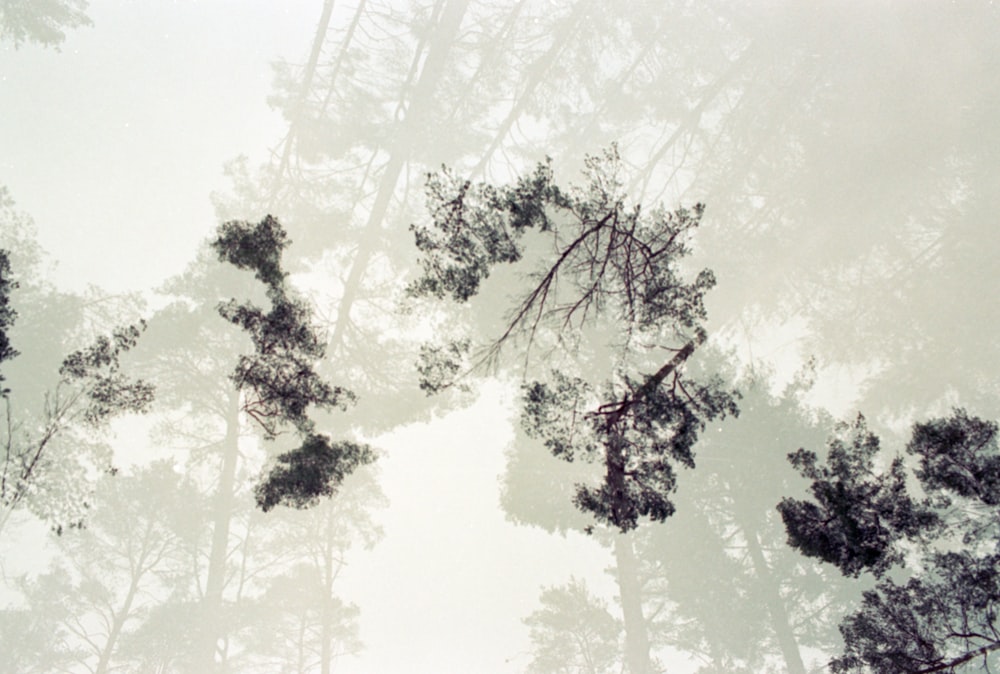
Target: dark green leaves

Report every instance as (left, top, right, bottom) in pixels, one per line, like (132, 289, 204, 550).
(212, 216, 352, 440)
(0, 249, 18, 395)
(212, 215, 366, 510)
(782, 410, 1000, 671)
(213, 215, 289, 289)
(832, 552, 1000, 674)
(58, 322, 155, 426)
(410, 147, 736, 532)
(909, 410, 1000, 506)
(409, 148, 714, 352)
(254, 435, 376, 512)
(778, 414, 937, 578)
(218, 294, 352, 438)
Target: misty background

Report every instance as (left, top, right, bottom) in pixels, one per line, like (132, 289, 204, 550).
(1, 1, 997, 672)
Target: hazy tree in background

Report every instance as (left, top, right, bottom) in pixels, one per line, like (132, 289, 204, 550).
(645, 370, 854, 674)
(0, 192, 154, 539)
(781, 409, 1000, 672)
(236, 464, 385, 674)
(0, 462, 200, 673)
(506, 359, 853, 673)
(0, 0, 90, 49)
(523, 578, 623, 674)
(113, 219, 384, 673)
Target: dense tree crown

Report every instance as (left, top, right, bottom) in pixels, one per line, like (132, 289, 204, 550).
(211, 215, 375, 512)
(410, 148, 738, 532)
(781, 410, 1000, 673)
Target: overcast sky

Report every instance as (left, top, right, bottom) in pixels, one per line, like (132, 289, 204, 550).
(0, 1, 310, 292)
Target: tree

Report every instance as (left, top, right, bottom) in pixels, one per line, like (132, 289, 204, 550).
(123, 217, 379, 672)
(780, 409, 1000, 673)
(523, 578, 623, 674)
(0, 250, 16, 395)
(210, 215, 375, 510)
(0, 230, 154, 537)
(410, 146, 738, 533)
(0, 0, 91, 49)
(0, 462, 201, 674)
(410, 146, 737, 674)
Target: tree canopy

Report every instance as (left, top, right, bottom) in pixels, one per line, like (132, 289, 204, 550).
(782, 409, 1000, 673)
(410, 147, 738, 532)
(210, 215, 375, 511)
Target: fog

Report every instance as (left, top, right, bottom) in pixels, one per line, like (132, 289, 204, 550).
(1, 1, 998, 673)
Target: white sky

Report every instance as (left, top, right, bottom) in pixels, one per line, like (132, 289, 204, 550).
(0, 0, 312, 293)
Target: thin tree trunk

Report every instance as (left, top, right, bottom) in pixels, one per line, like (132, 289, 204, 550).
(270, 0, 337, 201)
(194, 390, 241, 672)
(614, 531, 654, 674)
(320, 506, 336, 674)
(94, 570, 141, 674)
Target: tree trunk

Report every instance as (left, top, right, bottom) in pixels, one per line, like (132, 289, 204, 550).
(270, 0, 337, 200)
(94, 570, 141, 674)
(735, 510, 806, 674)
(320, 506, 336, 674)
(614, 532, 654, 674)
(194, 391, 241, 672)
(329, 0, 469, 351)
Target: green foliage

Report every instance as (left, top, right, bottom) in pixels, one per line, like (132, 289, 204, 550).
(213, 215, 289, 290)
(1, 319, 153, 533)
(255, 434, 376, 512)
(410, 147, 714, 352)
(0, 0, 90, 49)
(58, 322, 155, 426)
(778, 414, 937, 578)
(409, 161, 563, 302)
(0, 249, 17, 395)
(832, 551, 1000, 674)
(410, 147, 737, 532)
(212, 215, 353, 440)
(416, 338, 470, 395)
(212, 215, 369, 510)
(782, 409, 1000, 672)
(218, 293, 352, 438)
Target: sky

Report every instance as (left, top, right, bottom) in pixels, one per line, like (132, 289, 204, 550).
(0, 1, 310, 293)
(0, 4, 624, 671)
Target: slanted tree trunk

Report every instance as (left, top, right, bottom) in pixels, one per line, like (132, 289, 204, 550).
(94, 570, 141, 674)
(329, 0, 469, 351)
(734, 509, 806, 674)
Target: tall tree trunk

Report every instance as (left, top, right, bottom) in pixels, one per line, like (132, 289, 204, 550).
(320, 506, 336, 674)
(614, 532, 654, 674)
(329, 0, 469, 351)
(270, 0, 337, 201)
(194, 391, 241, 672)
(734, 510, 806, 674)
